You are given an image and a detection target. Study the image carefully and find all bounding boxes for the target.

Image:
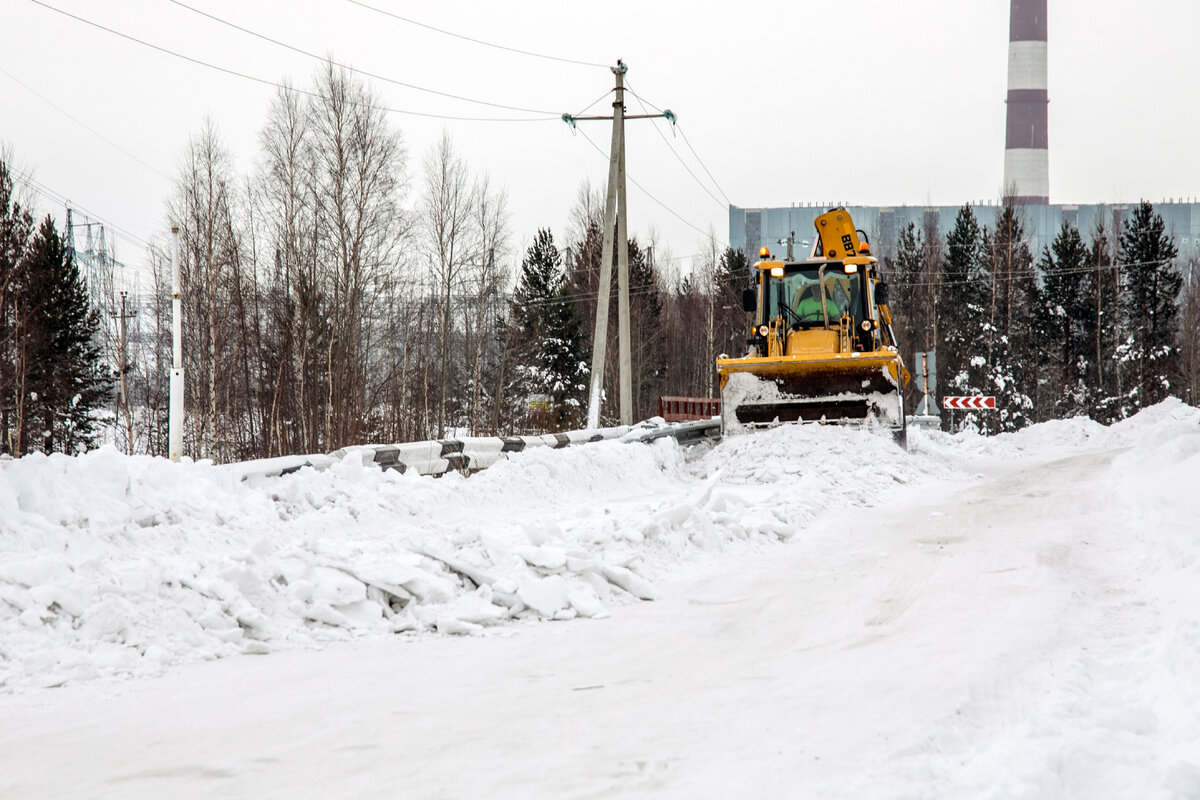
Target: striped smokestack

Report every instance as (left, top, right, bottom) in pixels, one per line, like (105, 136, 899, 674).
(1004, 0, 1049, 204)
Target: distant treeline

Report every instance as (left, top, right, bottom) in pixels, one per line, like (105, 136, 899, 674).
(0, 65, 746, 460)
(3, 65, 1198, 459)
(884, 199, 1199, 431)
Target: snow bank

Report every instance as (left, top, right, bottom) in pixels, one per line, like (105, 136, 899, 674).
(2, 400, 1196, 694)
(0, 423, 949, 690)
(839, 399, 1200, 798)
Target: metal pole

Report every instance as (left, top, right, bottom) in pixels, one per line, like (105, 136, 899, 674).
(616, 79, 632, 426)
(168, 225, 184, 461)
(585, 61, 627, 430)
(921, 352, 930, 415)
(118, 291, 134, 453)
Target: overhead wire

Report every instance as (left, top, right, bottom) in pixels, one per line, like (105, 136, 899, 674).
(887, 256, 1176, 289)
(625, 82, 725, 211)
(575, 127, 728, 248)
(676, 125, 732, 206)
(11, 166, 155, 253)
(11, 170, 159, 288)
(626, 84, 732, 206)
(520, 284, 662, 310)
(0, 66, 173, 182)
(344, 0, 609, 69)
(573, 88, 614, 117)
(28, 0, 557, 123)
(166, 0, 561, 116)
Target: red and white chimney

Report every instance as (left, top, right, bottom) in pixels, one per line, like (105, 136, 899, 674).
(1004, 0, 1049, 205)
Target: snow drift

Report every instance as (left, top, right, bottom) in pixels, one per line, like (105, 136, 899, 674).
(0, 400, 1197, 698)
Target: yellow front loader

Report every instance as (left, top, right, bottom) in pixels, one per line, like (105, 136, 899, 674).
(717, 209, 910, 444)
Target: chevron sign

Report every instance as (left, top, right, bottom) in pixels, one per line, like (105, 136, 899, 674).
(943, 396, 996, 410)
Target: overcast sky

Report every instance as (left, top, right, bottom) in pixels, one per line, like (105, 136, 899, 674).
(3, 0, 1198, 282)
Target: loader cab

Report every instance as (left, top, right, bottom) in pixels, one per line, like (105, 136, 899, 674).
(764, 263, 863, 330)
(749, 258, 880, 355)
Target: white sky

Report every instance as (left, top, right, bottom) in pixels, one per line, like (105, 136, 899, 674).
(3, 0, 1199, 280)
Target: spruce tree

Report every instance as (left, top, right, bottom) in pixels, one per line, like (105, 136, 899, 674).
(627, 238, 666, 418)
(21, 216, 111, 453)
(1118, 201, 1183, 411)
(937, 205, 991, 431)
(1083, 221, 1123, 422)
(888, 222, 927, 416)
(891, 221, 925, 344)
(507, 229, 587, 431)
(983, 206, 1036, 431)
(0, 160, 35, 453)
(1036, 223, 1091, 418)
(715, 247, 749, 362)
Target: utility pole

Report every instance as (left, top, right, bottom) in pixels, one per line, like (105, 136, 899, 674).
(778, 231, 797, 260)
(169, 225, 184, 462)
(110, 290, 137, 453)
(564, 60, 674, 428)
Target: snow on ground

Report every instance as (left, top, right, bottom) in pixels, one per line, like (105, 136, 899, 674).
(0, 413, 954, 691)
(1, 400, 1199, 798)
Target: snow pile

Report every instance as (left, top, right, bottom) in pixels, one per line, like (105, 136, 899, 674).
(837, 399, 1200, 798)
(3, 401, 1196, 697)
(0, 423, 950, 691)
(923, 396, 1200, 460)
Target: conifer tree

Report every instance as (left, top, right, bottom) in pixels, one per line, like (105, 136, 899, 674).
(937, 205, 991, 431)
(890, 222, 925, 345)
(1036, 223, 1091, 417)
(627, 238, 666, 419)
(1083, 221, 1123, 422)
(888, 222, 928, 416)
(1118, 201, 1183, 412)
(1180, 256, 1200, 407)
(507, 229, 587, 431)
(0, 160, 35, 453)
(20, 216, 111, 453)
(715, 246, 749, 363)
(983, 205, 1036, 431)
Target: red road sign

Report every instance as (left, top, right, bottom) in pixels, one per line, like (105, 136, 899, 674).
(943, 396, 996, 410)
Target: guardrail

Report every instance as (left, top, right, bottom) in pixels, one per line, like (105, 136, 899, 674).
(236, 417, 723, 482)
(659, 396, 721, 422)
(340, 417, 723, 476)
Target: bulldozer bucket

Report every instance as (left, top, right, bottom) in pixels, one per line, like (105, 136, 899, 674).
(718, 352, 905, 431)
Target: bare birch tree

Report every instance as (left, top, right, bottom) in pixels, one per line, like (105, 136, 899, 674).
(420, 131, 476, 437)
(309, 61, 408, 449)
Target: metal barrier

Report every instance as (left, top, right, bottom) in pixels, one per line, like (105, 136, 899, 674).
(658, 396, 721, 422)
(238, 418, 723, 482)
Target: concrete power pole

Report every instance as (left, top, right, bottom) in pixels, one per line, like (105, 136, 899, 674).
(169, 225, 184, 461)
(564, 60, 673, 428)
(110, 290, 137, 453)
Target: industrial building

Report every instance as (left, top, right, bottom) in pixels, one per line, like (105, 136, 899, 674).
(730, 0, 1199, 263)
(729, 201, 1200, 264)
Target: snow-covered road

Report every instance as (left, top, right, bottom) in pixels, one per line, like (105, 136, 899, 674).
(2, 403, 1199, 798)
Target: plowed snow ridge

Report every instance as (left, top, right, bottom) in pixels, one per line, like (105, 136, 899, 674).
(1, 401, 1198, 798)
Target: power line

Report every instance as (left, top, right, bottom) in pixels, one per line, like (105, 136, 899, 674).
(344, 0, 609, 69)
(166, 0, 560, 116)
(573, 89, 614, 117)
(576, 127, 727, 248)
(626, 84, 732, 206)
(626, 83, 724, 211)
(520, 284, 662, 310)
(28, 0, 557, 123)
(890, 256, 1176, 289)
(10, 166, 155, 257)
(0, 65, 172, 181)
(677, 125, 732, 206)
